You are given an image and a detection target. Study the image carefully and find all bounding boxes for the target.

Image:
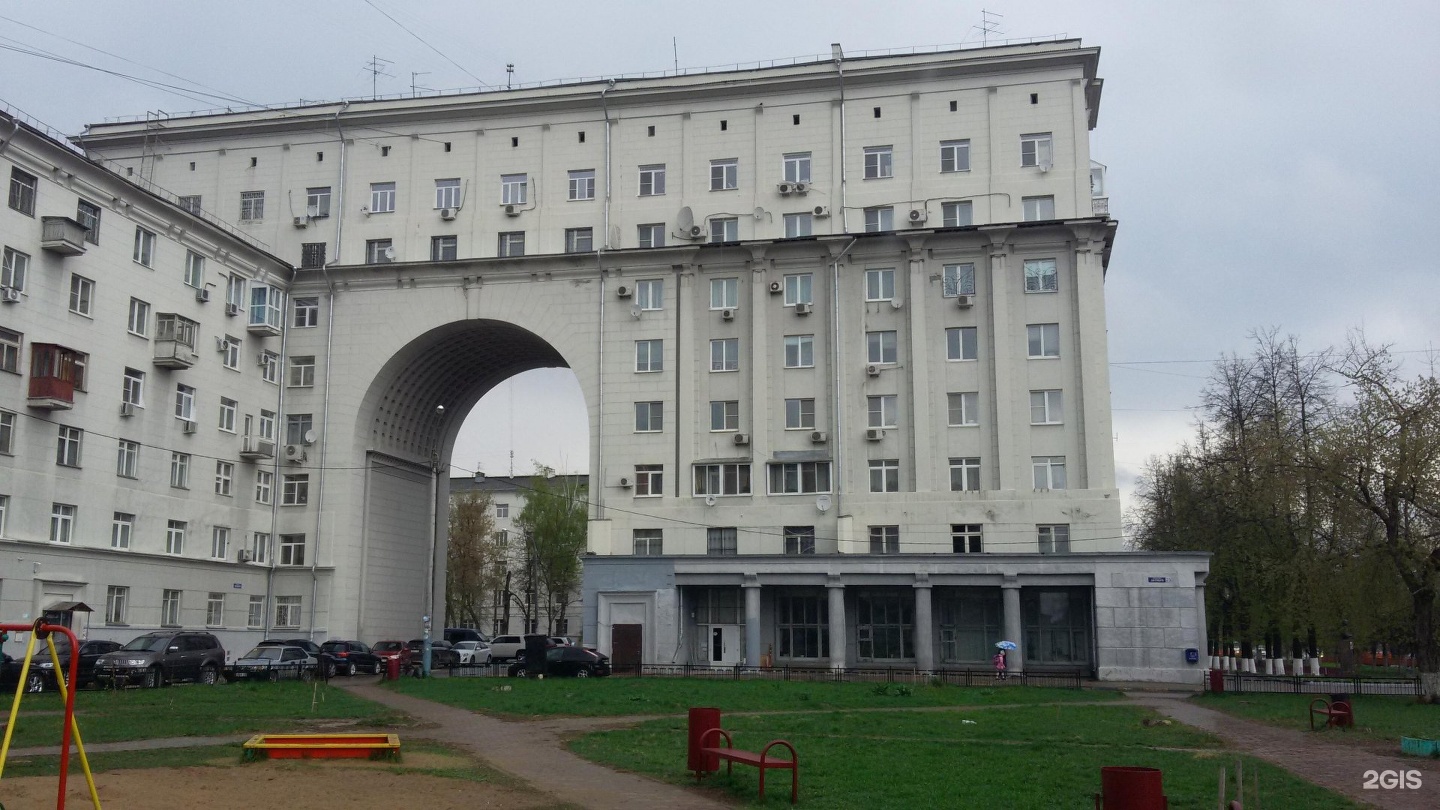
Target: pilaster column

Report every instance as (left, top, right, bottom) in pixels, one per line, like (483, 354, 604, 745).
(1002, 576, 1024, 673)
(1195, 578, 1208, 675)
(980, 228, 1018, 492)
(913, 574, 934, 671)
(743, 575, 762, 667)
(827, 576, 847, 669)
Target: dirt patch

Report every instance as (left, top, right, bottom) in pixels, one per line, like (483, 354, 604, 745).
(0, 755, 554, 810)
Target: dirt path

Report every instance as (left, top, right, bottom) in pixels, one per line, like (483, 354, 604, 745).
(1131, 693, 1440, 810)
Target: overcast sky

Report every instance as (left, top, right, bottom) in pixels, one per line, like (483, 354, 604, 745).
(3, 1, 1436, 514)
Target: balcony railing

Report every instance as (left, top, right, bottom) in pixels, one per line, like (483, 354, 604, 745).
(1091, 197, 1110, 217)
(240, 436, 277, 461)
(41, 217, 88, 256)
(27, 375, 75, 409)
(153, 339, 198, 369)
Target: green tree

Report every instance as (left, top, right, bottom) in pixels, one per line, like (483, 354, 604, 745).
(446, 489, 503, 630)
(514, 466, 588, 635)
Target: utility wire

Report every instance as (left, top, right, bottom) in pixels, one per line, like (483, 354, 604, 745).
(363, 0, 490, 88)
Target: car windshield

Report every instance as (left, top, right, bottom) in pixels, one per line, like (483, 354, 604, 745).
(321, 642, 345, 652)
(374, 641, 401, 651)
(242, 647, 284, 660)
(120, 635, 169, 652)
(455, 642, 476, 650)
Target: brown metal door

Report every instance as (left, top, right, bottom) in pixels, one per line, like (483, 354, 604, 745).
(611, 624, 642, 674)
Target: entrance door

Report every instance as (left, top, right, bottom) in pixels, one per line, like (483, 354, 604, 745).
(610, 624, 643, 674)
(709, 625, 741, 665)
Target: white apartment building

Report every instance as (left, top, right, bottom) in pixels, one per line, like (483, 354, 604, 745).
(7, 40, 1207, 682)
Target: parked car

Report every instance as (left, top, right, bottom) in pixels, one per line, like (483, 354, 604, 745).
(231, 646, 316, 682)
(453, 640, 492, 665)
(507, 646, 611, 678)
(405, 638, 460, 669)
(488, 634, 553, 662)
(94, 631, 225, 687)
(549, 636, 574, 647)
(321, 640, 384, 675)
(259, 638, 337, 678)
(444, 627, 490, 645)
(372, 640, 412, 668)
(0, 637, 121, 693)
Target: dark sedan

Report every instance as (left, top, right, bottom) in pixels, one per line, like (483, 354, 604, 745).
(1, 638, 122, 692)
(507, 646, 611, 678)
(405, 639, 460, 669)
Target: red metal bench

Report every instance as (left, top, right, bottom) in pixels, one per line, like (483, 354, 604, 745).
(699, 728, 799, 804)
(1309, 698, 1353, 730)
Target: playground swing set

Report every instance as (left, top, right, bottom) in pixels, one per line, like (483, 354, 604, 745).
(0, 620, 103, 810)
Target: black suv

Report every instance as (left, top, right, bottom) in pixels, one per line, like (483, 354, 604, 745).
(0, 637, 122, 693)
(320, 640, 383, 675)
(94, 632, 225, 687)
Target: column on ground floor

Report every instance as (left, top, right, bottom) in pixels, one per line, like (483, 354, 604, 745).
(743, 576, 761, 667)
(827, 575, 846, 669)
(913, 575, 934, 671)
(1002, 577, 1024, 673)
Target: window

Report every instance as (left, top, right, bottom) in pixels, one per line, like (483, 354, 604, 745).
(784, 334, 814, 368)
(116, 439, 139, 478)
(867, 330, 898, 364)
(638, 164, 666, 196)
(2, 247, 28, 291)
(0, 328, 18, 373)
(300, 243, 326, 269)
(565, 227, 593, 253)
(431, 236, 458, 261)
(279, 534, 306, 566)
(127, 298, 150, 336)
(211, 527, 230, 560)
(637, 224, 665, 248)
(106, 586, 128, 624)
(694, 464, 751, 497)
(636, 279, 664, 310)
(259, 351, 280, 384)
(1022, 195, 1056, 221)
(170, 452, 190, 488)
(250, 284, 284, 329)
(288, 355, 315, 387)
(706, 527, 738, 556)
(495, 503, 509, 518)
(293, 297, 319, 328)
(783, 273, 812, 305)
(166, 520, 186, 555)
(434, 178, 461, 209)
(253, 532, 271, 564)
(306, 186, 331, 218)
(634, 401, 663, 432)
(160, 587, 179, 625)
(1020, 133, 1053, 168)
(867, 395, 898, 428)
(175, 384, 196, 422)
(497, 232, 525, 257)
(77, 200, 101, 244)
(941, 202, 973, 228)
(635, 339, 663, 372)
(365, 239, 393, 264)
(133, 227, 156, 267)
(228, 276, 246, 314)
(777, 595, 828, 659)
(247, 596, 264, 628)
(1032, 456, 1067, 490)
(259, 410, 276, 441)
(1038, 524, 1071, 554)
(869, 525, 900, 554)
(56, 425, 82, 467)
(370, 182, 396, 213)
(285, 414, 312, 445)
(783, 152, 811, 183)
(783, 213, 813, 238)
(946, 327, 978, 361)
(950, 457, 981, 492)
(952, 524, 983, 553)
(255, 470, 273, 504)
(282, 474, 310, 505)
(783, 527, 816, 556)
(1030, 390, 1063, 424)
(865, 268, 895, 302)
(868, 460, 899, 493)
(940, 139, 971, 173)
(30, 343, 87, 391)
(709, 277, 739, 309)
(709, 400, 739, 432)
(942, 263, 976, 297)
(221, 337, 240, 370)
(215, 461, 234, 496)
(863, 146, 893, 179)
(863, 207, 894, 232)
(68, 275, 94, 316)
(568, 169, 596, 201)
(275, 595, 302, 627)
(122, 368, 145, 407)
(633, 529, 663, 555)
(500, 174, 528, 205)
(50, 503, 76, 543)
(784, 398, 815, 429)
(178, 195, 202, 214)
(948, 392, 980, 427)
(239, 191, 265, 220)
(634, 464, 663, 497)
(710, 158, 738, 191)
(768, 462, 831, 495)
(709, 217, 738, 242)
(206, 593, 225, 627)
(0, 495, 6, 535)
(1028, 323, 1060, 358)
(8, 168, 37, 215)
(709, 338, 739, 371)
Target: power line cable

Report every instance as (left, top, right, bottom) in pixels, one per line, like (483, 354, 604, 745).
(362, 0, 491, 88)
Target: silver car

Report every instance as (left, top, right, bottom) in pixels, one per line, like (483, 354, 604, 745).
(231, 645, 317, 682)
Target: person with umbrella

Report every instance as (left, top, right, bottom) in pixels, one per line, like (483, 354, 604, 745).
(994, 641, 1017, 680)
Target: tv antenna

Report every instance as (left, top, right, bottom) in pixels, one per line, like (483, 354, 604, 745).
(365, 55, 394, 99)
(973, 9, 1004, 46)
(506, 63, 515, 89)
(411, 71, 431, 98)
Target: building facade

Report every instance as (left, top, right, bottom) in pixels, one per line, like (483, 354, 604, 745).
(3, 40, 1208, 681)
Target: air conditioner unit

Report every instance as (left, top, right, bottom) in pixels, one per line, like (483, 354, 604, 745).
(793, 182, 809, 194)
(865, 428, 885, 441)
(256, 353, 270, 368)
(285, 444, 306, 462)
(865, 364, 881, 377)
(292, 216, 308, 228)
(616, 285, 632, 298)
(810, 430, 828, 444)
(812, 205, 829, 218)
(440, 207, 457, 220)
(768, 281, 783, 294)
(618, 476, 632, 489)
(732, 433, 750, 446)
(908, 209, 927, 224)
(955, 294, 974, 308)
(238, 548, 254, 563)
(687, 224, 705, 239)
(795, 302, 813, 315)
(120, 402, 136, 417)
(720, 308, 735, 321)
(1, 286, 19, 303)
(777, 182, 794, 195)
(214, 336, 226, 352)
(183, 420, 198, 434)
(195, 288, 210, 303)
(503, 204, 520, 216)
(225, 303, 243, 317)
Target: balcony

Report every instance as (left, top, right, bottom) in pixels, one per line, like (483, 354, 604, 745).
(41, 217, 89, 256)
(240, 436, 276, 461)
(1091, 197, 1109, 217)
(153, 339, 198, 369)
(28, 375, 75, 410)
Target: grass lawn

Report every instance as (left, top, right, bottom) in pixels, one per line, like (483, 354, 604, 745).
(1194, 692, 1440, 743)
(570, 705, 1363, 809)
(2, 680, 406, 750)
(387, 676, 1114, 718)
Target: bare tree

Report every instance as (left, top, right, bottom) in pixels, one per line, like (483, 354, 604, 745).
(445, 489, 503, 630)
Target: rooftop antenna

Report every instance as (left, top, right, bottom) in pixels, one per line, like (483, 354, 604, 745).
(365, 55, 394, 99)
(973, 9, 1004, 46)
(410, 71, 431, 98)
(673, 37, 679, 73)
(506, 64, 515, 89)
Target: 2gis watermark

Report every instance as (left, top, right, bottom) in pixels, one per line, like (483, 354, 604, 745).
(1362, 769, 1422, 791)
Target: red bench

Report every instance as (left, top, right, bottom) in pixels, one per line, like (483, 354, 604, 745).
(698, 728, 799, 804)
(1309, 698, 1353, 730)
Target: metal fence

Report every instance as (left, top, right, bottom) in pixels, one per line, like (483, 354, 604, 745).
(1206, 671, 1420, 696)
(632, 664, 1084, 689)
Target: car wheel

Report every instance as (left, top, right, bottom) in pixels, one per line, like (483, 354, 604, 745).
(144, 666, 163, 689)
(575, 667, 591, 678)
(268, 670, 281, 683)
(25, 672, 47, 693)
(324, 662, 336, 679)
(345, 661, 356, 677)
(301, 668, 314, 683)
(200, 665, 219, 686)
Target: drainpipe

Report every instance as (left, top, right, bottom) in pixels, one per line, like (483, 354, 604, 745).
(830, 237, 857, 516)
(0, 117, 20, 157)
(593, 80, 616, 517)
(832, 44, 849, 234)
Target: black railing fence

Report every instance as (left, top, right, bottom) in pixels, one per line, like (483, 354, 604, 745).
(1205, 670, 1420, 696)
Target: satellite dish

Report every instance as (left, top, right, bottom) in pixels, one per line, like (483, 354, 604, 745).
(704, 494, 717, 507)
(752, 206, 766, 221)
(302, 429, 317, 445)
(383, 245, 396, 260)
(676, 206, 695, 230)
(816, 494, 832, 513)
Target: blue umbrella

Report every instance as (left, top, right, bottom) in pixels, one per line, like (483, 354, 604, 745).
(995, 641, 1018, 650)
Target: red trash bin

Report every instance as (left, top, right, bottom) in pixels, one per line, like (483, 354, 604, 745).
(1208, 668, 1224, 694)
(1095, 766, 1167, 809)
(386, 656, 402, 681)
(688, 707, 722, 777)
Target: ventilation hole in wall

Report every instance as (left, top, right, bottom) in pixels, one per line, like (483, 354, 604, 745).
(316, 151, 324, 162)
(648, 125, 655, 137)
(1030, 93, 1039, 104)
(720, 120, 728, 131)
(578, 131, 586, 143)
(511, 136, 519, 147)
(126, 167, 133, 176)
(444, 142, 452, 152)
(949, 100, 957, 112)
(189, 162, 196, 171)
(250, 156, 257, 167)
(381, 145, 391, 157)
(793, 114, 800, 125)
(873, 107, 881, 118)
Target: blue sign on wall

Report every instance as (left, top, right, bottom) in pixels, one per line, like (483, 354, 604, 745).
(1185, 648, 1200, 664)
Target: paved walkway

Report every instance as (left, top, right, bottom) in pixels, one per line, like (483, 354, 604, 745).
(1131, 693, 1440, 810)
